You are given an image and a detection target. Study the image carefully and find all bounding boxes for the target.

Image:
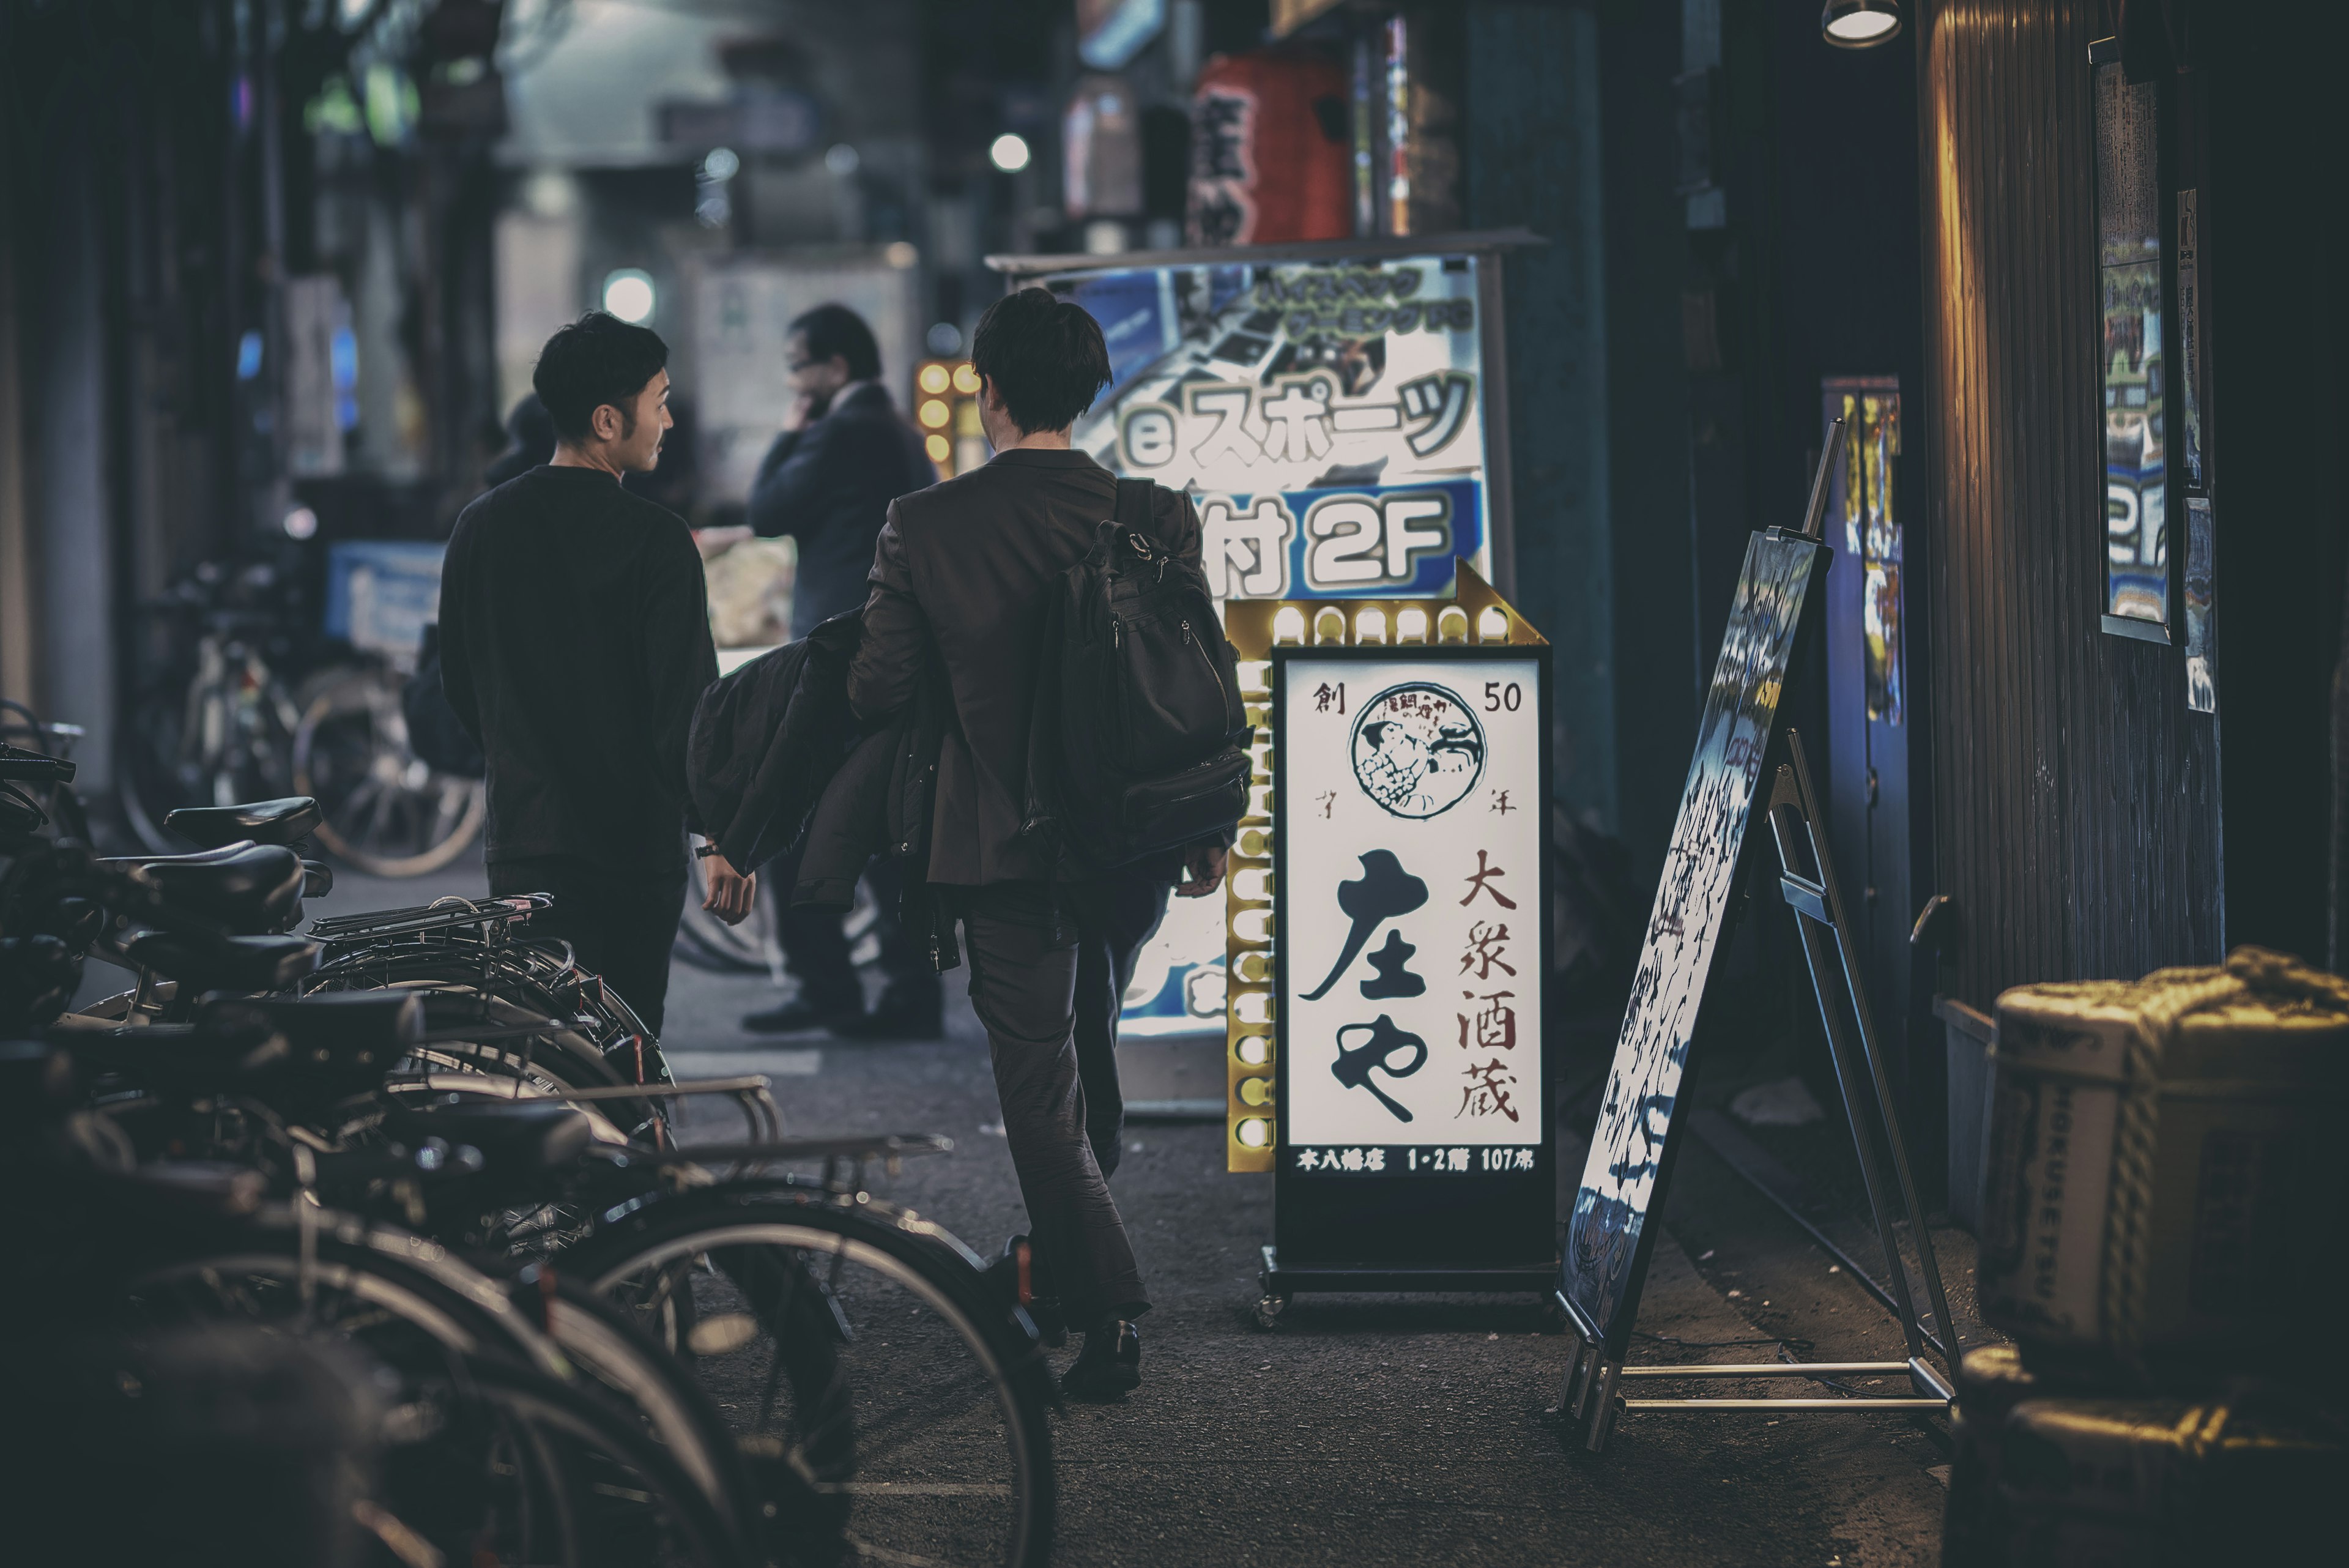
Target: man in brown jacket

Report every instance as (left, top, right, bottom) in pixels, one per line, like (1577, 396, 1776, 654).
(848, 288, 1224, 1398)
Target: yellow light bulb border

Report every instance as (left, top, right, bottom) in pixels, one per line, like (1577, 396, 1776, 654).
(1215, 561, 1543, 1172)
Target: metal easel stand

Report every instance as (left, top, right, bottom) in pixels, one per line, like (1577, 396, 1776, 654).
(1556, 730, 1959, 1452)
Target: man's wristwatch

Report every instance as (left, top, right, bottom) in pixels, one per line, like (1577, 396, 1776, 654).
(694, 843, 722, 860)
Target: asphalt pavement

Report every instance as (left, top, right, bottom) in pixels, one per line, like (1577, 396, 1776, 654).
(88, 846, 1955, 1566)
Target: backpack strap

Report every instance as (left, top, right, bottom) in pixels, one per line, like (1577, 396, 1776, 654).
(1111, 477, 1158, 541)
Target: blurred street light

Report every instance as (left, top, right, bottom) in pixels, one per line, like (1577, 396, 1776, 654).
(989, 132, 1032, 173)
(602, 269, 656, 324)
(1822, 0, 1902, 47)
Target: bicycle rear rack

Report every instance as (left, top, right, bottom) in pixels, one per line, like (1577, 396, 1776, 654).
(309, 894, 549, 945)
(599, 1132, 956, 1193)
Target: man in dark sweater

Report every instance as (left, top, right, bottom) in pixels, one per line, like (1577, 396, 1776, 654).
(738, 303, 941, 1038)
(438, 311, 755, 1036)
(850, 288, 1227, 1399)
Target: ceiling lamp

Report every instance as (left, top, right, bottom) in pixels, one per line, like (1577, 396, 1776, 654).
(1822, 0, 1901, 48)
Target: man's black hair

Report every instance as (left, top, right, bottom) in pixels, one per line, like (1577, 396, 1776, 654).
(969, 287, 1112, 435)
(533, 311, 669, 443)
(789, 303, 883, 383)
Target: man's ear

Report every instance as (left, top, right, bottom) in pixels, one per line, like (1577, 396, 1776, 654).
(590, 401, 621, 442)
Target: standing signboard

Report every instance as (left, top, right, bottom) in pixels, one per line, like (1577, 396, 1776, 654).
(1271, 640, 1553, 1283)
(1553, 433, 1958, 1448)
(990, 231, 1538, 1092)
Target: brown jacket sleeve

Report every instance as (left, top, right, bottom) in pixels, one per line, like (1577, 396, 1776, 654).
(848, 500, 924, 725)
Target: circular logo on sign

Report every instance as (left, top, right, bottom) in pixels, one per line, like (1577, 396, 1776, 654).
(1350, 683, 1486, 819)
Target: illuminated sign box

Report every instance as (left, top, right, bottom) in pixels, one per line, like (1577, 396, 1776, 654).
(1048, 251, 1494, 600)
(1220, 575, 1557, 1306)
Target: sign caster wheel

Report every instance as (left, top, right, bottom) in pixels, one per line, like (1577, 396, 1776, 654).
(1252, 1294, 1290, 1331)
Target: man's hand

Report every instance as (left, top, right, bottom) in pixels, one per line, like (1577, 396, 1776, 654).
(782, 389, 826, 433)
(699, 845, 757, 924)
(1176, 843, 1227, 899)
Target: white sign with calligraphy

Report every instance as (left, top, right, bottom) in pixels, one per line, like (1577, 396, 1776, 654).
(1280, 655, 1545, 1161)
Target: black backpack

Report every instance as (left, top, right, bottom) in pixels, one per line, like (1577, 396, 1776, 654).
(1022, 478, 1251, 871)
(402, 623, 486, 779)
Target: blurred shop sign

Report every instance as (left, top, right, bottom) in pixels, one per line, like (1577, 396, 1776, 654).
(1121, 888, 1230, 1038)
(704, 535, 796, 655)
(324, 541, 445, 661)
(658, 88, 818, 155)
(1078, 0, 1165, 70)
(419, 63, 507, 138)
(284, 276, 351, 478)
(1045, 252, 1491, 597)
(1269, 0, 1348, 37)
(685, 251, 920, 507)
(1064, 75, 1144, 220)
(1189, 49, 1349, 246)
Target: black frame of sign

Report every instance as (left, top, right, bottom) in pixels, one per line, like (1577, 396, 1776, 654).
(1261, 642, 1557, 1304)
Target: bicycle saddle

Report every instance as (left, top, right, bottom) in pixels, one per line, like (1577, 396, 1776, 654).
(189, 993, 423, 1108)
(229, 991, 423, 1063)
(67, 1019, 290, 1093)
(383, 1094, 594, 1176)
(107, 842, 305, 934)
(0, 742, 75, 782)
(164, 796, 321, 849)
(125, 932, 321, 992)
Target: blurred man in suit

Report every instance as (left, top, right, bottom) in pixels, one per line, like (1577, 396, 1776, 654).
(740, 303, 941, 1038)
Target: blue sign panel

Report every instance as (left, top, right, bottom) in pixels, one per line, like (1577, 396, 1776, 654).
(323, 540, 447, 660)
(1047, 253, 1493, 600)
(1199, 478, 1482, 601)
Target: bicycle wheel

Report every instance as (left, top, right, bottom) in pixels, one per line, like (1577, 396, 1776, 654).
(112, 1206, 566, 1380)
(293, 664, 484, 878)
(516, 1268, 764, 1550)
(106, 1211, 748, 1561)
(119, 657, 300, 854)
(461, 1353, 749, 1567)
(306, 968, 670, 1140)
(568, 1187, 1056, 1568)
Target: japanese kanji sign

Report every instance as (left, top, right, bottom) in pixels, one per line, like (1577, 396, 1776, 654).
(1042, 255, 1492, 600)
(1278, 653, 1544, 1171)
(1560, 530, 1828, 1351)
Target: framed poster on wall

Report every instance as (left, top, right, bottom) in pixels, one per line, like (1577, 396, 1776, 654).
(2091, 37, 2172, 642)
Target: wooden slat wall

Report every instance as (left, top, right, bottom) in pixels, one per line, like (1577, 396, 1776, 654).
(1920, 0, 2224, 1010)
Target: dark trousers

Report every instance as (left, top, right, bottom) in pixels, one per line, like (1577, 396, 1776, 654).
(489, 855, 688, 1036)
(774, 853, 938, 1015)
(1070, 874, 1171, 1180)
(952, 879, 1156, 1327)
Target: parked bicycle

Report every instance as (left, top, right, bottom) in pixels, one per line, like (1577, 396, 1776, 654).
(1, 768, 1058, 1568)
(119, 557, 483, 876)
